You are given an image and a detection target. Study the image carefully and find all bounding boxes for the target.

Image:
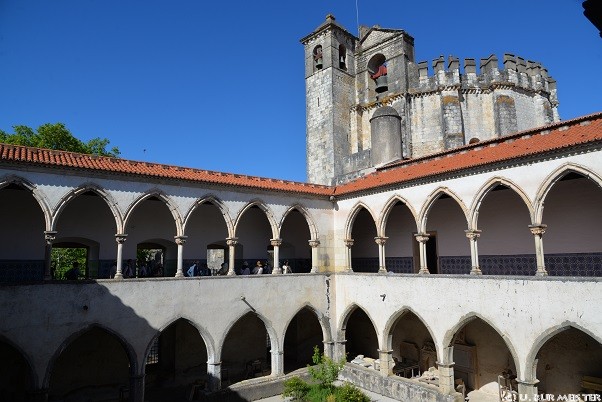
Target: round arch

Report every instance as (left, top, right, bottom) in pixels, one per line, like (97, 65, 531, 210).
(233, 199, 278, 240)
(442, 312, 521, 378)
(470, 177, 534, 229)
(43, 323, 137, 389)
(534, 163, 602, 223)
(419, 187, 469, 233)
(123, 189, 183, 236)
(51, 183, 123, 233)
(0, 175, 52, 230)
(344, 201, 378, 239)
(524, 321, 602, 382)
(377, 195, 419, 236)
(279, 204, 319, 241)
(182, 194, 234, 238)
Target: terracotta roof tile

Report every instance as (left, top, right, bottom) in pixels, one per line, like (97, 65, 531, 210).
(1, 112, 601, 197)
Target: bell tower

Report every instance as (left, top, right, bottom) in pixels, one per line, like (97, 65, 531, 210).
(301, 15, 357, 185)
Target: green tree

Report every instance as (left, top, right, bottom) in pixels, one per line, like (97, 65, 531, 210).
(1, 123, 120, 157)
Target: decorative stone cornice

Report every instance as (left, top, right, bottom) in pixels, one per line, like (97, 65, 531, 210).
(528, 224, 547, 237)
(115, 234, 128, 244)
(414, 233, 430, 243)
(270, 238, 283, 247)
(44, 231, 58, 244)
(226, 237, 238, 247)
(308, 239, 320, 248)
(465, 229, 482, 240)
(374, 236, 388, 245)
(174, 235, 188, 245)
(344, 238, 354, 248)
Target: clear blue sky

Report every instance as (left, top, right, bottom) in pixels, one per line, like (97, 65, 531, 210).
(1, 1, 600, 182)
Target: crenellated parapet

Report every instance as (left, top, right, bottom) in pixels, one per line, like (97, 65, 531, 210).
(410, 54, 558, 104)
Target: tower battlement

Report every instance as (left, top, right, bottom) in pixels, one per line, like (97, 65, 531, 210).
(303, 16, 561, 185)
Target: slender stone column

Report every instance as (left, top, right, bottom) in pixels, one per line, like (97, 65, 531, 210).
(344, 239, 354, 272)
(174, 236, 188, 278)
(114, 234, 128, 280)
(374, 236, 388, 273)
(207, 360, 222, 391)
(271, 239, 282, 274)
(129, 373, 145, 402)
(43, 231, 57, 280)
(334, 339, 347, 362)
(529, 224, 548, 276)
(414, 233, 430, 274)
(323, 340, 335, 360)
(270, 349, 284, 376)
(517, 380, 539, 401)
(465, 229, 482, 275)
(437, 346, 456, 395)
(309, 239, 320, 273)
(226, 237, 237, 275)
(378, 349, 394, 376)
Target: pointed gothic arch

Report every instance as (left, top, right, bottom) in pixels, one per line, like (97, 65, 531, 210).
(281, 303, 332, 345)
(123, 189, 183, 235)
(419, 187, 468, 233)
(0, 334, 37, 396)
(344, 201, 378, 239)
(233, 199, 278, 239)
(182, 194, 234, 238)
(279, 204, 319, 240)
(0, 175, 52, 230)
(381, 307, 438, 354)
(377, 195, 418, 236)
(51, 183, 123, 233)
(470, 177, 534, 229)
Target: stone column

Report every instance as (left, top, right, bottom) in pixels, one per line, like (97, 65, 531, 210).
(334, 339, 347, 362)
(414, 233, 430, 274)
(43, 230, 57, 280)
(378, 348, 394, 376)
(517, 380, 539, 401)
(114, 234, 128, 280)
(344, 239, 354, 272)
(271, 239, 282, 274)
(374, 236, 388, 273)
(129, 373, 145, 402)
(207, 360, 222, 391)
(270, 349, 284, 376)
(174, 236, 188, 278)
(309, 239, 320, 273)
(437, 346, 456, 395)
(323, 340, 335, 360)
(226, 237, 237, 276)
(465, 229, 482, 275)
(529, 224, 548, 276)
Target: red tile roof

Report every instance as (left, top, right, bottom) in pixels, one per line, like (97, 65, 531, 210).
(1, 112, 601, 197)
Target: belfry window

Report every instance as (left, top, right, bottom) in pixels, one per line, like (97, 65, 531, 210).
(368, 53, 388, 93)
(339, 44, 347, 69)
(313, 45, 323, 70)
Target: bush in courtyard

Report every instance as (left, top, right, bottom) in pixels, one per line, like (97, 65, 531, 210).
(334, 383, 370, 402)
(283, 376, 310, 400)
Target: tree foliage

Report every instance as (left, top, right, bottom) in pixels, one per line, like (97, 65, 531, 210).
(0, 123, 120, 157)
(51, 247, 87, 280)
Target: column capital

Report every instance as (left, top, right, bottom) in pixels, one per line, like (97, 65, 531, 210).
(528, 224, 547, 236)
(308, 239, 320, 248)
(464, 229, 482, 240)
(174, 235, 188, 245)
(226, 237, 238, 247)
(270, 238, 282, 247)
(115, 234, 128, 244)
(344, 238, 354, 248)
(44, 230, 58, 244)
(374, 236, 388, 245)
(414, 233, 430, 243)
(436, 361, 455, 368)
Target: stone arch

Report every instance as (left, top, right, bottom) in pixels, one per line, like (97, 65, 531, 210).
(345, 201, 378, 239)
(442, 312, 521, 378)
(182, 194, 234, 238)
(0, 334, 37, 392)
(281, 303, 332, 345)
(43, 323, 137, 389)
(470, 177, 534, 229)
(419, 187, 469, 233)
(534, 163, 602, 223)
(338, 303, 381, 361)
(51, 183, 123, 233)
(217, 310, 279, 360)
(0, 175, 52, 230)
(381, 307, 438, 354)
(524, 321, 602, 382)
(123, 189, 183, 235)
(338, 303, 379, 342)
(233, 199, 278, 239)
(145, 316, 216, 364)
(378, 195, 419, 236)
(279, 204, 319, 240)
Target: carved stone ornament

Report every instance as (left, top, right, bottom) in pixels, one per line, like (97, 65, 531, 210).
(374, 236, 388, 245)
(174, 235, 188, 246)
(226, 237, 238, 247)
(464, 229, 482, 240)
(528, 224, 547, 237)
(270, 238, 283, 247)
(115, 234, 128, 244)
(414, 233, 430, 243)
(308, 239, 320, 248)
(344, 238, 354, 248)
(44, 231, 58, 244)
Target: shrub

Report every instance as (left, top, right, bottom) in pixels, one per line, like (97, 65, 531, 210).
(283, 376, 310, 400)
(335, 383, 370, 402)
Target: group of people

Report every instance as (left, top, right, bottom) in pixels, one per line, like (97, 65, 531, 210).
(185, 261, 211, 277)
(109, 259, 164, 279)
(234, 260, 292, 275)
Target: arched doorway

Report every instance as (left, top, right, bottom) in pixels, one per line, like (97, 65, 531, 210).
(535, 327, 602, 396)
(387, 311, 436, 377)
(0, 339, 34, 401)
(48, 327, 131, 401)
(221, 313, 271, 384)
(145, 319, 208, 400)
(383, 201, 416, 273)
(343, 307, 379, 363)
(350, 208, 378, 273)
(280, 209, 312, 273)
(283, 307, 324, 373)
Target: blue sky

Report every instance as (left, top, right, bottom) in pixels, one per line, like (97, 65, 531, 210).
(1, 1, 600, 182)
